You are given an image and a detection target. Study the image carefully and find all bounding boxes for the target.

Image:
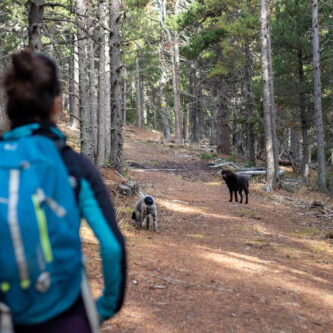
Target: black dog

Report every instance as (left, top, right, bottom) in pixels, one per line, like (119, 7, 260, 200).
(221, 169, 249, 204)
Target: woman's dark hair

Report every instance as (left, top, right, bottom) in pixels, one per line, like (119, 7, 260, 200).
(3, 49, 60, 127)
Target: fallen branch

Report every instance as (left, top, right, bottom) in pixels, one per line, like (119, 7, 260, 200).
(210, 162, 239, 169)
(236, 170, 286, 176)
(114, 170, 128, 180)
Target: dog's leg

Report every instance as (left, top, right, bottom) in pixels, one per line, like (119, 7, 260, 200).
(234, 190, 238, 202)
(228, 188, 233, 202)
(141, 216, 147, 229)
(135, 212, 141, 229)
(245, 189, 249, 204)
(146, 216, 151, 229)
(152, 213, 158, 233)
(239, 189, 243, 203)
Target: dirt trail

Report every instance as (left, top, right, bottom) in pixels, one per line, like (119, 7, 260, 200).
(82, 126, 333, 333)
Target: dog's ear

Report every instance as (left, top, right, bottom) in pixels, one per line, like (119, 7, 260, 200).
(132, 211, 136, 220)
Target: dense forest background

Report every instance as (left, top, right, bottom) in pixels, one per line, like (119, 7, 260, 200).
(0, 0, 332, 192)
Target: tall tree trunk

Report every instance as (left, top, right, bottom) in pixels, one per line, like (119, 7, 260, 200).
(244, 40, 256, 165)
(183, 102, 188, 141)
(88, 37, 97, 158)
(260, 0, 275, 191)
(216, 47, 231, 155)
(152, 88, 157, 130)
(141, 80, 147, 125)
(216, 75, 231, 155)
(329, 0, 333, 192)
(123, 67, 127, 127)
(105, 25, 111, 161)
(312, 0, 327, 191)
(289, 128, 300, 161)
(136, 56, 142, 128)
(195, 64, 203, 141)
(69, 42, 75, 122)
(210, 108, 217, 146)
(28, 0, 44, 52)
(189, 68, 198, 143)
(96, 0, 107, 166)
(110, 0, 123, 171)
(298, 49, 310, 181)
(76, 0, 94, 160)
(174, 0, 182, 141)
(70, 39, 80, 130)
(159, 39, 171, 139)
(267, 21, 279, 181)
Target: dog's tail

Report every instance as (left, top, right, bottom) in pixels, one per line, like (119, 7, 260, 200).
(144, 196, 154, 206)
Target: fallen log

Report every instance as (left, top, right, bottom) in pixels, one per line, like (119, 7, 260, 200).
(209, 161, 240, 169)
(236, 169, 286, 176)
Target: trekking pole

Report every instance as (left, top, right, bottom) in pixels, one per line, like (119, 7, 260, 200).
(81, 255, 100, 333)
(0, 302, 14, 333)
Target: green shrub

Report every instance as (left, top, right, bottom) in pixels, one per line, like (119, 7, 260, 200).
(197, 152, 218, 160)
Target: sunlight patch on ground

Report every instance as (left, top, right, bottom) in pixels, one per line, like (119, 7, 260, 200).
(308, 240, 333, 255)
(204, 181, 221, 186)
(279, 237, 333, 257)
(187, 234, 205, 240)
(116, 304, 175, 333)
(80, 221, 98, 244)
(252, 223, 273, 235)
(199, 250, 333, 308)
(158, 198, 242, 221)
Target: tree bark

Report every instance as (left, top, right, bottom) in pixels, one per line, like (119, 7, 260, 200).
(298, 49, 310, 181)
(88, 37, 97, 158)
(28, 0, 44, 52)
(267, 24, 279, 179)
(136, 56, 142, 128)
(70, 39, 80, 130)
(152, 87, 157, 130)
(141, 80, 147, 125)
(210, 108, 217, 146)
(69, 42, 75, 122)
(123, 67, 127, 127)
(174, 0, 182, 141)
(244, 39, 256, 166)
(189, 67, 198, 143)
(96, 0, 107, 166)
(110, 0, 123, 171)
(216, 75, 231, 155)
(183, 102, 188, 142)
(312, 0, 327, 191)
(159, 37, 171, 139)
(260, 0, 275, 191)
(195, 64, 203, 141)
(216, 46, 231, 155)
(330, 0, 333, 192)
(76, 0, 94, 160)
(105, 23, 111, 161)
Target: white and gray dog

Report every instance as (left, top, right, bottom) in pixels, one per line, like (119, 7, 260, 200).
(132, 195, 158, 232)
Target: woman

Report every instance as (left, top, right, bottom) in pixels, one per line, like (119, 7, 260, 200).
(0, 50, 126, 332)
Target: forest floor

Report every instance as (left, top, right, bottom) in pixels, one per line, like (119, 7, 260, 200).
(66, 124, 333, 333)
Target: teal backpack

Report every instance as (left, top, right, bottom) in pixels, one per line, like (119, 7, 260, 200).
(0, 134, 82, 324)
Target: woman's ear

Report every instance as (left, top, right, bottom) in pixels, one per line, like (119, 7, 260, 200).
(50, 96, 61, 123)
